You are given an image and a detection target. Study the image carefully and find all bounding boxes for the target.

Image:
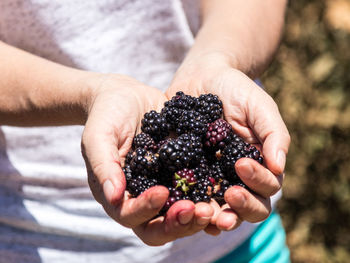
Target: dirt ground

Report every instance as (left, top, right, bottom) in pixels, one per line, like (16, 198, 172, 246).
(261, 1, 350, 262)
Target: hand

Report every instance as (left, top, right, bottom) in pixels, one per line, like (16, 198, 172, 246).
(81, 74, 214, 245)
(167, 52, 291, 235)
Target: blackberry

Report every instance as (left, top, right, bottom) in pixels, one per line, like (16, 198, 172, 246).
(204, 119, 233, 150)
(123, 164, 133, 181)
(161, 91, 196, 128)
(132, 133, 157, 151)
(129, 148, 160, 177)
(191, 176, 213, 203)
(212, 179, 231, 205)
(209, 162, 227, 182)
(126, 175, 158, 197)
(165, 91, 196, 111)
(176, 110, 207, 136)
(220, 135, 263, 174)
(155, 138, 171, 150)
(158, 137, 194, 172)
(125, 150, 134, 165)
(173, 168, 197, 194)
(178, 133, 204, 166)
(141, 110, 169, 141)
(194, 93, 223, 123)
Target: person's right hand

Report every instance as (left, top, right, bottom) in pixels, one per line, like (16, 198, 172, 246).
(81, 74, 214, 246)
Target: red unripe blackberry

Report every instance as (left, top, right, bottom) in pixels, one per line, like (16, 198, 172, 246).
(172, 168, 197, 195)
(204, 119, 233, 150)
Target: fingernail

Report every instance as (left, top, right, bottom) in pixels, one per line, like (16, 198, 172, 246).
(178, 209, 193, 225)
(196, 216, 211, 226)
(277, 150, 286, 172)
(103, 180, 115, 204)
(227, 217, 238, 231)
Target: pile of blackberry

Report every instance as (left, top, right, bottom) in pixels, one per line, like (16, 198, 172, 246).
(123, 92, 263, 214)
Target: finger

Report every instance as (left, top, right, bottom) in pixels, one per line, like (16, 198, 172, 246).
(209, 199, 222, 225)
(132, 201, 214, 246)
(192, 202, 214, 229)
(246, 87, 291, 175)
(215, 204, 242, 231)
(104, 186, 169, 228)
(225, 185, 271, 223)
(132, 200, 195, 246)
(204, 199, 222, 235)
(82, 118, 126, 205)
(164, 200, 213, 236)
(235, 158, 284, 198)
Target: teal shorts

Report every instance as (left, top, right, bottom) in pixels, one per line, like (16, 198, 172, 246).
(214, 211, 290, 263)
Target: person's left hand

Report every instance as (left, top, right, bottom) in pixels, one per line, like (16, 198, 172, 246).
(166, 52, 290, 235)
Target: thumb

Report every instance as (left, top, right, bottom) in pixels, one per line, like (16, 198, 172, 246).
(247, 90, 291, 175)
(82, 115, 126, 205)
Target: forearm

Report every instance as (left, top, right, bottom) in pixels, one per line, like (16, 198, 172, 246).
(188, 0, 287, 78)
(0, 42, 98, 126)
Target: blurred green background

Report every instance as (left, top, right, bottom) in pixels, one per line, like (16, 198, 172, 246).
(261, 0, 350, 262)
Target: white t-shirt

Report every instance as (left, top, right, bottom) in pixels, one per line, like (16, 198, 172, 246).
(0, 1, 281, 262)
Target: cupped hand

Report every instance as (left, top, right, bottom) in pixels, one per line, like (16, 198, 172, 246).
(81, 73, 214, 245)
(166, 52, 291, 234)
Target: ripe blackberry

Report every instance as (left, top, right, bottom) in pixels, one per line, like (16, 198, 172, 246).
(123, 164, 133, 181)
(209, 162, 226, 182)
(125, 150, 134, 165)
(129, 148, 160, 177)
(176, 110, 207, 136)
(126, 175, 158, 197)
(178, 133, 204, 166)
(194, 93, 223, 123)
(141, 110, 170, 141)
(165, 91, 196, 111)
(204, 119, 233, 150)
(220, 135, 263, 174)
(158, 137, 194, 172)
(212, 179, 231, 205)
(132, 133, 157, 151)
(161, 91, 196, 128)
(191, 176, 213, 203)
